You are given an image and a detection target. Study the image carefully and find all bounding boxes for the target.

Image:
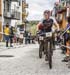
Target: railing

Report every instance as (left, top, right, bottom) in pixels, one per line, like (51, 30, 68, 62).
(4, 9, 20, 20)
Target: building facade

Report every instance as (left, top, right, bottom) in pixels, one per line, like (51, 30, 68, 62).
(0, 0, 23, 41)
(3, 0, 22, 26)
(0, 0, 2, 41)
(0, 0, 29, 41)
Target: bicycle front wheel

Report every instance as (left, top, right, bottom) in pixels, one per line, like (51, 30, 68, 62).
(47, 41, 52, 69)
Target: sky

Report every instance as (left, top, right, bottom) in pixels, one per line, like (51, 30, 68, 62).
(26, 0, 59, 21)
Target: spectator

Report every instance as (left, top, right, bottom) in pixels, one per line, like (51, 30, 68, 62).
(9, 26, 14, 47)
(62, 16, 70, 62)
(24, 31, 28, 44)
(19, 32, 24, 44)
(27, 32, 31, 44)
(16, 27, 20, 44)
(4, 23, 10, 47)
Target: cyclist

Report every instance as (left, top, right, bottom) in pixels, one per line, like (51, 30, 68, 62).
(37, 10, 59, 60)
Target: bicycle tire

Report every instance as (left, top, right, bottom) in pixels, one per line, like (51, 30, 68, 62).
(48, 41, 52, 69)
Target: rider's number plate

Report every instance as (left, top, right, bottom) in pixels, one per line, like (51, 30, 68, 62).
(39, 36, 44, 40)
(46, 32, 52, 37)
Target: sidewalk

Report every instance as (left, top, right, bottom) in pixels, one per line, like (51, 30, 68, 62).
(0, 42, 26, 52)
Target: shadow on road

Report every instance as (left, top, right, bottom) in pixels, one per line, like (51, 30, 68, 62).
(0, 55, 14, 58)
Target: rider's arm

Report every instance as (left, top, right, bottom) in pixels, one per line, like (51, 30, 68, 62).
(37, 22, 42, 31)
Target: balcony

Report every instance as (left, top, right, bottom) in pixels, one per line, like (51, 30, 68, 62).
(11, 0, 19, 2)
(22, 2, 28, 8)
(4, 9, 20, 20)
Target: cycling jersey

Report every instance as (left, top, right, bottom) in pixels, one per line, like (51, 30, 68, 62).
(37, 17, 59, 34)
(42, 19, 53, 32)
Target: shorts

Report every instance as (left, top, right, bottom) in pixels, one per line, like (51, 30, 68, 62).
(4, 35, 10, 41)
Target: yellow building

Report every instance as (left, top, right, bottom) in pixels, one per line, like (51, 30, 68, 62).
(0, 0, 2, 41)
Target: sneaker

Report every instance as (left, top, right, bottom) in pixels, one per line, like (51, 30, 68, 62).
(61, 51, 66, 54)
(62, 56, 69, 62)
(62, 59, 68, 62)
(10, 45, 13, 47)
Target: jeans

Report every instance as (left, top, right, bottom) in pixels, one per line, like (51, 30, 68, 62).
(4, 35, 10, 47)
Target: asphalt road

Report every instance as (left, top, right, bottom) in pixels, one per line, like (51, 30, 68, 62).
(0, 44, 70, 75)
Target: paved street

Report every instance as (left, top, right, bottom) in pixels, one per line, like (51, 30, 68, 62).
(0, 44, 70, 75)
